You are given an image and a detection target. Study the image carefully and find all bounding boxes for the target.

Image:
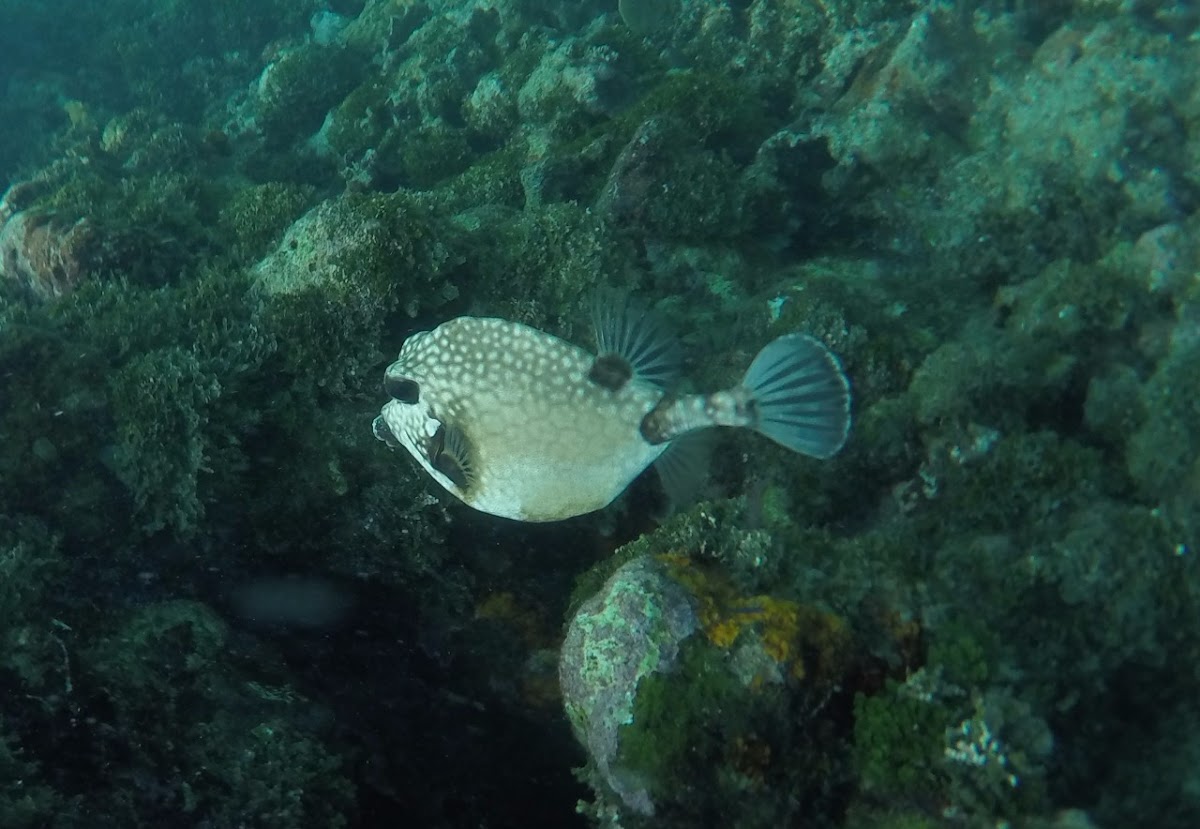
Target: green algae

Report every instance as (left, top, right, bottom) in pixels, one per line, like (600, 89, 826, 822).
(256, 44, 363, 146)
(217, 182, 317, 262)
(81, 601, 355, 826)
(852, 678, 951, 805)
(615, 637, 764, 803)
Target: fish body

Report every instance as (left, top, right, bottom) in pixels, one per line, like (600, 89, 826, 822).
(375, 317, 667, 521)
(373, 311, 851, 522)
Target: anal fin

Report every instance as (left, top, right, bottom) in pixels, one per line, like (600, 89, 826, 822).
(653, 430, 715, 512)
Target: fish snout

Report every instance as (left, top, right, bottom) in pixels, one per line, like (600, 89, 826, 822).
(372, 415, 400, 448)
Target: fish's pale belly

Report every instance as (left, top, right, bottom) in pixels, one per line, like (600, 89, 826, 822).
(464, 402, 667, 521)
(467, 439, 666, 521)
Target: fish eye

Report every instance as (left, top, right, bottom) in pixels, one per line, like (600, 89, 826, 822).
(385, 375, 420, 404)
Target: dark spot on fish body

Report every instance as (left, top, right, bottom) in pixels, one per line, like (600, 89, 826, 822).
(588, 353, 633, 392)
(385, 375, 420, 403)
(639, 396, 675, 445)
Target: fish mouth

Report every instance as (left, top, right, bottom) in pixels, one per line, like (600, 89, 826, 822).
(371, 415, 400, 448)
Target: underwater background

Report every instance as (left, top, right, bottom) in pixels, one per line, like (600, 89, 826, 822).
(1, 0, 1198, 827)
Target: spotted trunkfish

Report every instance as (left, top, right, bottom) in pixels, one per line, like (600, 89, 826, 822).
(372, 300, 851, 522)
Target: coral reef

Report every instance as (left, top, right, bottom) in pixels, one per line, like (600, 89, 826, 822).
(1, 0, 1199, 826)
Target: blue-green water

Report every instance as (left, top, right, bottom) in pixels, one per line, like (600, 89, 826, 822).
(1, 1, 1197, 827)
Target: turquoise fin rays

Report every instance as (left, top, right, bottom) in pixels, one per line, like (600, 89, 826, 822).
(741, 334, 851, 459)
(590, 293, 683, 390)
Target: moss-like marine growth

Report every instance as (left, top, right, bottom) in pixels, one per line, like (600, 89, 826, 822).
(191, 713, 355, 829)
(926, 621, 994, 689)
(217, 181, 317, 263)
(256, 43, 364, 146)
(452, 200, 634, 324)
(852, 630, 1051, 822)
(997, 254, 1152, 349)
(323, 79, 392, 160)
(843, 805, 941, 829)
(0, 517, 62, 629)
(382, 122, 475, 190)
(437, 144, 526, 210)
(1126, 336, 1200, 547)
(928, 430, 1108, 539)
(252, 190, 458, 394)
(630, 140, 747, 240)
(614, 634, 855, 827)
(618, 0, 678, 36)
(107, 346, 222, 536)
(0, 264, 271, 541)
(84, 600, 230, 709)
(619, 70, 776, 161)
(0, 519, 70, 824)
(853, 678, 953, 806)
(93, 271, 268, 538)
(33, 162, 213, 288)
(615, 637, 750, 794)
(81, 600, 356, 826)
(529, 70, 780, 240)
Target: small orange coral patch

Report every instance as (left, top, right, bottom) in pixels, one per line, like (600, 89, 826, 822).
(655, 553, 852, 685)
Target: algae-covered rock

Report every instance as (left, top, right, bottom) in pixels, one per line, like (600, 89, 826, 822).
(561, 556, 697, 816)
(254, 42, 363, 145)
(252, 191, 458, 391)
(561, 551, 882, 827)
(252, 192, 450, 302)
(217, 181, 316, 262)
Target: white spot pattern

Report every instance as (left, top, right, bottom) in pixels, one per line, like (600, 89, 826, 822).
(376, 316, 669, 521)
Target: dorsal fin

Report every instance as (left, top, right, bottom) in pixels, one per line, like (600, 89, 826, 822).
(589, 292, 682, 391)
(429, 421, 475, 490)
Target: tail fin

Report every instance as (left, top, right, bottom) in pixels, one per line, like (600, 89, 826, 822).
(742, 334, 851, 459)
